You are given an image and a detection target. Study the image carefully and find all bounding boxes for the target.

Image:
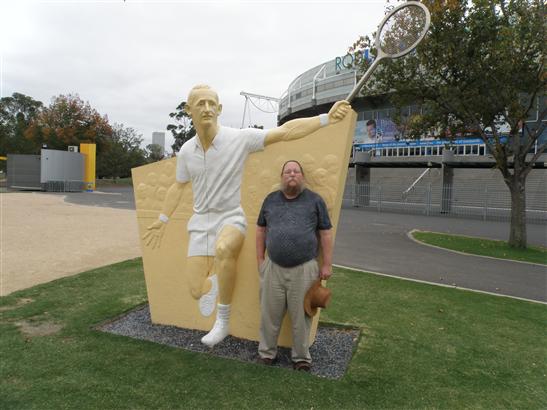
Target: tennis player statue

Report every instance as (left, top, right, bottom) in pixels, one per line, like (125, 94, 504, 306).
(143, 84, 350, 347)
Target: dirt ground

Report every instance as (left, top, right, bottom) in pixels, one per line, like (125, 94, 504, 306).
(1, 191, 141, 296)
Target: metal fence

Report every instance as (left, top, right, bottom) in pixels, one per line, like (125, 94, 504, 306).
(42, 180, 85, 192)
(343, 183, 547, 224)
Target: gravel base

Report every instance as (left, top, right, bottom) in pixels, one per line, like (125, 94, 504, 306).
(98, 305, 360, 379)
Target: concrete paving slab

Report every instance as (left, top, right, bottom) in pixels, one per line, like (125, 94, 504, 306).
(1, 190, 140, 296)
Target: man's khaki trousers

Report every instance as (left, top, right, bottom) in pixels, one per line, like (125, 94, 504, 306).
(258, 256, 319, 363)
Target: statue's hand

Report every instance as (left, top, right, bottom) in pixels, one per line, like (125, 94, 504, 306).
(328, 100, 351, 124)
(142, 220, 166, 249)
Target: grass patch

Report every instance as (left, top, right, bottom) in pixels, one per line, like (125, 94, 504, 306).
(411, 230, 547, 265)
(96, 177, 133, 187)
(1, 259, 546, 409)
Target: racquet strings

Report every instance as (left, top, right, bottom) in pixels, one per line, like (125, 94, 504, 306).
(379, 4, 428, 56)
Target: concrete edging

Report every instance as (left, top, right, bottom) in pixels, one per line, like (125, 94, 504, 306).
(407, 229, 547, 268)
(332, 263, 546, 305)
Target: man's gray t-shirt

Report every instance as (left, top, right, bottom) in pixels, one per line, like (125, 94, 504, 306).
(257, 189, 332, 268)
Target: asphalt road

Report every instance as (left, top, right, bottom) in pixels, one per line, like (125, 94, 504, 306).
(63, 186, 546, 303)
(335, 208, 546, 302)
(63, 185, 136, 209)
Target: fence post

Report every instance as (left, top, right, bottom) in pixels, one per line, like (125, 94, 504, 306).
(441, 164, 453, 214)
(483, 186, 488, 221)
(426, 183, 431, 216)
(377, 185, 382, 212)
(355, 165, 371, 207)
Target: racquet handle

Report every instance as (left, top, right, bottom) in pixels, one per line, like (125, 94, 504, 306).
(346, 57, 382, 103)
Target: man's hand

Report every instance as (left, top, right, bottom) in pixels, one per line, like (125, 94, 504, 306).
(327, 100, 351, 124)
(142, 220, 167, 249)
(257, 257, 265, 270)
(319, 264, 332, 280)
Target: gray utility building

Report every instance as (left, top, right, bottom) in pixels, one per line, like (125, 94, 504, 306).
(7, 149, 85, 192)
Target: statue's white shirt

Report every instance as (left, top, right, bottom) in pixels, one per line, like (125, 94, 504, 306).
(176, 125, 267, 256)
(176, 126, 267, 213)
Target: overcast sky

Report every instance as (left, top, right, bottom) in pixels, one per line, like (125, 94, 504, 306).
(1, 0, 386, 151)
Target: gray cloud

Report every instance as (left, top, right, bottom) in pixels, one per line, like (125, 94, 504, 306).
(2, 1, 385, 150)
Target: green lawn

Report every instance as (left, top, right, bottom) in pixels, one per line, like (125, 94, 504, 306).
(96, 177, 133, 187)
(412, 230, 547, 265)
(1, 259, 546, 409)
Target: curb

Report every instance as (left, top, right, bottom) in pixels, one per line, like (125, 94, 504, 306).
(407, 229, 547, 267)
(332, 264, 546, 305)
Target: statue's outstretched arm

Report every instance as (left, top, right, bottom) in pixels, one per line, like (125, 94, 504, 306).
(264, 100, 351, 146)
(142, 181, 187, 249)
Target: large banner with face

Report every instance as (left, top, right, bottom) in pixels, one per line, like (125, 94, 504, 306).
(355, 118, 402, 144)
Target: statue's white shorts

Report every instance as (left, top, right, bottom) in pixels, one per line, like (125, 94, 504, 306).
(186, 207, 247, 257)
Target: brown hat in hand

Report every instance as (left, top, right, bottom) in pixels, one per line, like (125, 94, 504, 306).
(304, 279, 332, 317)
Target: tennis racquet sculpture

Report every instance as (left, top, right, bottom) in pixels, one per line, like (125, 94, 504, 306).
(346, 1, 431, 102)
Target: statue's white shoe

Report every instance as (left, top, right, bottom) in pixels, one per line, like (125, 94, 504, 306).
(198, 274, 218, 317)
(201, 304, 230, 347)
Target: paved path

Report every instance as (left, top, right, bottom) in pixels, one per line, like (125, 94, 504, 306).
(66, 188, 547, 302)
(3, 187, 545, 303)
(63, 185, 136, 209)
(334, 208, 546, 302)
(1, 188, 140, 296)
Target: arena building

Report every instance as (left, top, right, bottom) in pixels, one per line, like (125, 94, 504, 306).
(277, 54, 547, 223)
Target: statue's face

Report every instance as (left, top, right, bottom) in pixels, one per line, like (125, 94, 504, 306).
(186, 88, 222, 127)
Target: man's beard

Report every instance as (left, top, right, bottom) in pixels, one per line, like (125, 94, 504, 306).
(281, 180, 304, 196)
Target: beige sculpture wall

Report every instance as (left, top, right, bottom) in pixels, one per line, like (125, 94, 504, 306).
(132, 112, 356, 346)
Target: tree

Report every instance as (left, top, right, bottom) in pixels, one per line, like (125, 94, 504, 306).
(25, 94, 113, 155)
(167, 101, 196, 153)
(96, 124, 147, 179)
(0, 92, 44, 156)
(146, 143, 165, 163)
(352, 0, 546, 248)
(1, 92, 150, 179)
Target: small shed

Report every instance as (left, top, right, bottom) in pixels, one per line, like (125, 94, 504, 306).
(7, 149, 85, 192)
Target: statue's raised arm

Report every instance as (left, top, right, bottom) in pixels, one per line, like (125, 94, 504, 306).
(264, 100, 352, 146)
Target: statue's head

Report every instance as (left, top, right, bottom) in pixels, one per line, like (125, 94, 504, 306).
(185, 84, 222, 128)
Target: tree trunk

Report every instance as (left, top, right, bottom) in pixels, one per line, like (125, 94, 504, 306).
(508, 176, 527, 248)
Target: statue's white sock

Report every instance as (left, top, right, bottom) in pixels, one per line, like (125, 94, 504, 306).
(201, 303, 230, 347)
